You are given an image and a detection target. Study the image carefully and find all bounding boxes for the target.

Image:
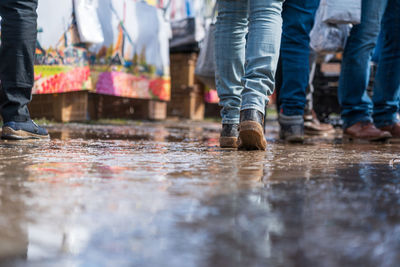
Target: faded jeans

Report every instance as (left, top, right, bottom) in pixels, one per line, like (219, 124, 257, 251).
(338, 0, 400, 128)
(215, 0, 283, 124)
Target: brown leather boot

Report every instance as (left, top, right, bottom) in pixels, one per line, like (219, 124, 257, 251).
(343, 121, 391, 142)
(304, 110, 334, 135)
(238, 109, 267, 151)
(379, 122, 400, 143)
(220, 124, 239, 148)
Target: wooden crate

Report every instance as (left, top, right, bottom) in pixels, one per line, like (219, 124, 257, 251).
(168, 89, 205, 120)
(170, 52, 198, 92)
(89, 94, 167, 121)
(29, 91, 88, 122)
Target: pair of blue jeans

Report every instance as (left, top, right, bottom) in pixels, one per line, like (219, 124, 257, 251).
(0, 0, 38, 122)
(214, 0, 283, 124)
(338, 0, 400, 129)
(278, 0, 320, 116)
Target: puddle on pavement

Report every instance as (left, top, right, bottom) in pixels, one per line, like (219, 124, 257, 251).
(0, 122, 399, 267)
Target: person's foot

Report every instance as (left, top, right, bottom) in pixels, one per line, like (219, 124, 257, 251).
(238, 109, 267, 151)
(220, 124, 239, 148)
(379, 122, 400, 143)
(2, 120, 50, 140)
(304, 110, 334, 135)
(278, 113, 304, 143)
(343, 121, 391, 142)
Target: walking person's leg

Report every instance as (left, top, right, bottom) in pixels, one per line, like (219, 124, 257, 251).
(373, 0, 400, 142)
(338, 0, 391, 141)
(214, 0, 248, 148)
(0, 0, 49, 140)
(238, 0, 283, 150)
(277, 0, 320, 142)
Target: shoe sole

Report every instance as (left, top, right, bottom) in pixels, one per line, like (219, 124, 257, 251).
(2, 127, 50, 140)
(238, 121, 267, 151)
(279, 131, 304, 143)
(304, 128, 335, 136)
(285, 135, 305, 143)
(220, 137, 238, 148)
(343, 134, 390, 143)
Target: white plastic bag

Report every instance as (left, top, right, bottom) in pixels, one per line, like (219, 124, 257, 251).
(74, 0, 104, 44)
(310, 4, 351, 54)
(195, 23, 216, 88)
(320, 0, 361, 25)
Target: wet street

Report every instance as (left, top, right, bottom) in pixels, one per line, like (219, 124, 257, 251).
(0, 120, 399, 267)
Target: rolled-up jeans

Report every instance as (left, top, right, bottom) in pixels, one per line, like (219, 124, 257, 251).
(215, 0, 283, 124)
(0, 0, 38, 122)
(338, 0, 400, 129)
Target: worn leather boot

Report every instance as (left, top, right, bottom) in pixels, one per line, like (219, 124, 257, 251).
(220, 124, 239, 148)
(279, 113, 304, 143)
(379, 122, 400, 143)
(304, 110, 334, 135)
(343, 121, 391, 142)
(238, 109, 267, 151)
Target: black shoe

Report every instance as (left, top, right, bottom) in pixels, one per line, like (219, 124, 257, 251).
(238, 109, 267, 150)
(278, 113, 304, 143)
(2, 120, 50, 140)
(220, 124, 239, 148)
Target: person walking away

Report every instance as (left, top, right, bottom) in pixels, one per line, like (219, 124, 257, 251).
(215, 0, 284, 150)
(276, 0, 333, 143)
(338, 0, 400, 142)
(0, 0, 49, 140)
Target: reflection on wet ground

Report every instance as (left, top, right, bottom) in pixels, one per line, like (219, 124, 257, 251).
(0, 121, 399, 267)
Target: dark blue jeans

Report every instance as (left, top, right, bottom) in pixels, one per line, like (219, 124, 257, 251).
(0, 0, 38, 122)
(278, 0, 321, 116)
(338, 0, 400, 128)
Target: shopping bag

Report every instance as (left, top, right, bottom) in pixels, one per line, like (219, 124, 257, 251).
(320, 0, 361, 25)
(74, 0, 104, 44)
(195, 23, 216, 88)
(310, 4, 351, 54)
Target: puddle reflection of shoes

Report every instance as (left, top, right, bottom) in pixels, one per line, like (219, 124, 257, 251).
(238, 109, 267, 151)
(343, 121, 391, 142)
(219, 124, 239, 148)
(2, 120, 50, 140)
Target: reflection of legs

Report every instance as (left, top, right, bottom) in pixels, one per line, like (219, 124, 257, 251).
(215, 0, 248, 125)
(338, 0, 387, 129)
(372, 0, 400, 128)
(0, 0, 38, 122)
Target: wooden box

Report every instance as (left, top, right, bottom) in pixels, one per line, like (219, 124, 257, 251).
(29, 91, 88, 122)
(89, 94, 167, 121)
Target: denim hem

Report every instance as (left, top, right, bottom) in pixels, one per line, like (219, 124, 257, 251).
(342, 116, 372, 129)
(240, 105, 265, 116)
(221, 118, 240, 125)
(1, 81, 33, 89)
(373, 116, 399, 128)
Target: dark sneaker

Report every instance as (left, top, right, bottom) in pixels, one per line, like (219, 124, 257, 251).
(2, 120, 50, 140)
(220, 124, 239, 148)
(344, 121, 391, 142)
(238, 109, 267, 151)
(279, 113, 304, 143)
(304, 110, 334, 135)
